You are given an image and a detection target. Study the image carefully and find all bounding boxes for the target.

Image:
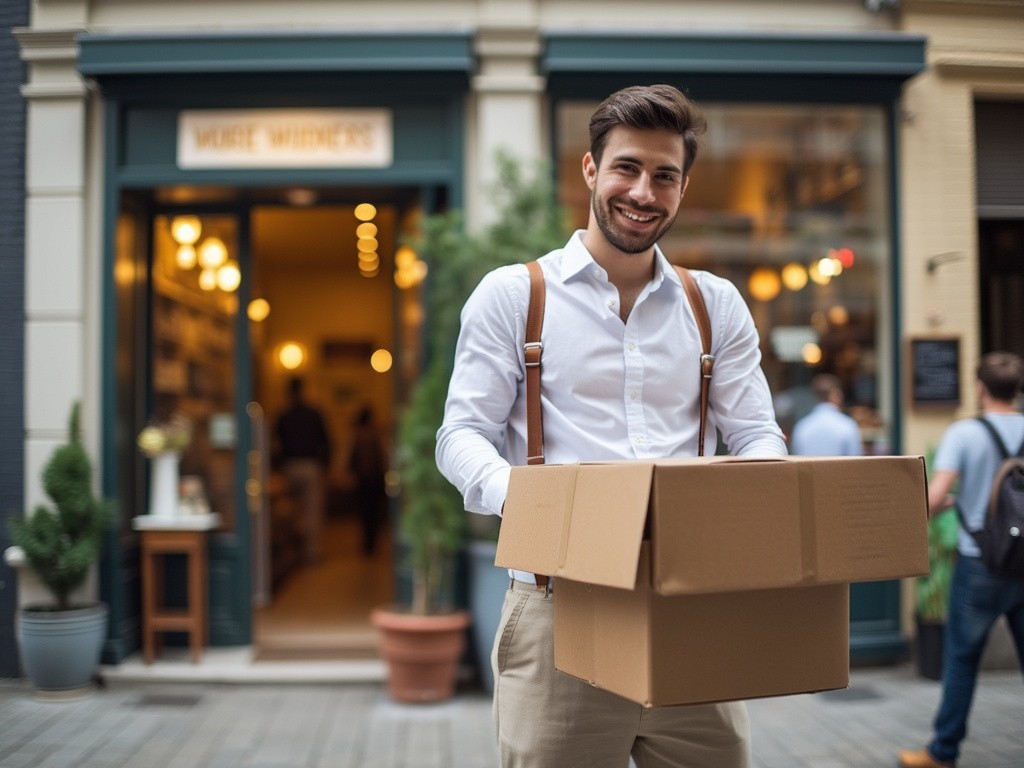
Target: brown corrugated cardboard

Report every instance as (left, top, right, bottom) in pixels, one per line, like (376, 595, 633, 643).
(495, 455, 929, 707)
(555, 544, 850, 707)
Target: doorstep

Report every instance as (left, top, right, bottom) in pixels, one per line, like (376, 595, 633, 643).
(101, 646, 388, 684)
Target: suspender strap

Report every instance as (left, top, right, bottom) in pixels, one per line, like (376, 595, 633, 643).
(674, 265, 714, 457)
(525, 261, 546, 466)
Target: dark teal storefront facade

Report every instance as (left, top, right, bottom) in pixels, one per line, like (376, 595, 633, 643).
(68, 29, 924, 667)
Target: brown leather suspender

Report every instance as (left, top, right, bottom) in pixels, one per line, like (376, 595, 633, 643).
(674, 265, 715, 457)
(525, 261, 546, 466)
(523, 261, 714, 463)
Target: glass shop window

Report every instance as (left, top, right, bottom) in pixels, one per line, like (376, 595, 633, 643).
(556, 102, 893, 453)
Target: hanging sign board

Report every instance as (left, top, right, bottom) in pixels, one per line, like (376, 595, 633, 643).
(908, 336, 960, 407)
(177, 108, 393, 169)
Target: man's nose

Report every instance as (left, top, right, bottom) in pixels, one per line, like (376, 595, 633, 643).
(629, 174, 656, 205)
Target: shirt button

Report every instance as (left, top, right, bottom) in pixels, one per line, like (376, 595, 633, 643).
(630, 391, 637, 401)
(608, 299, 616, 309)
(634, 436, 643, 445)
(628, 342, 636, 351)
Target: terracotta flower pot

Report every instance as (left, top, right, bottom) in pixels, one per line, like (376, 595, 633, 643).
(371, 606, 471, 703)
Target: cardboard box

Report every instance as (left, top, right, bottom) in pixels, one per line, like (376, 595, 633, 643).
(496, 456, 929, 707)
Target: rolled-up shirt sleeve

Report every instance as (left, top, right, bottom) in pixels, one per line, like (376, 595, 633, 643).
(436, 267, 526, 516)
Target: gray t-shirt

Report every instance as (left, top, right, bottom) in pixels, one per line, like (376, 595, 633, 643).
(933, 412, 1024, 556)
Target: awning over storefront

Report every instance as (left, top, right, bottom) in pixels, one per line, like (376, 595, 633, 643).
(77, 31, 475, 76)
(542, 31, 927, 102)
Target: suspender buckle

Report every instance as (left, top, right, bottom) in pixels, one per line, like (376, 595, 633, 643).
(524, 341, 543, 368)
(700, 354, 716, 379)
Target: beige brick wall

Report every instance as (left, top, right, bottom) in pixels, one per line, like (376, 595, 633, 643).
(900, 0, 1024, 458)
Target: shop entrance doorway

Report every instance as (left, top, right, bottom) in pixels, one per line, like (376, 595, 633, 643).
(248, 199, 416, 660)
(137, 186, 430, 658)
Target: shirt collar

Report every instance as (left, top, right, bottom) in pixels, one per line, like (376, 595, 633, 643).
(560, 230, 677, 292)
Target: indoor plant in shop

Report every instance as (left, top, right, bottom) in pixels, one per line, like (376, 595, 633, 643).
(371, 155, 569, 702)
(6, 403, 111, 696)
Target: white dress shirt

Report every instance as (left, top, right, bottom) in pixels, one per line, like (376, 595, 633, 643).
(436, 231, 787, 521)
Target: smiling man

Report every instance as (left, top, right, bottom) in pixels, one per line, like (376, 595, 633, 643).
(437, 84, 787, 768)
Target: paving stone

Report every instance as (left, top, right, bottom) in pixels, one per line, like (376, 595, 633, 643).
(0, 666, 1019, 767)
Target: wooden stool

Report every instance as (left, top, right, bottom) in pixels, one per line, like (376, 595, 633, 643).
(134, 515, 219, 664)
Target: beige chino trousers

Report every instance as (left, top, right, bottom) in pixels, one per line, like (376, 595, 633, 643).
(492, 581, 750, 768)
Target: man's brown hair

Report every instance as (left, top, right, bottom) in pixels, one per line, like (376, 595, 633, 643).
(588, 84, 707, 175)
(977, 351, 1024, 402)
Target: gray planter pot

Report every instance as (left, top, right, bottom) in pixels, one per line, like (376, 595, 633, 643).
(468, 540, 507, 693)
(18, 603, 109, 696)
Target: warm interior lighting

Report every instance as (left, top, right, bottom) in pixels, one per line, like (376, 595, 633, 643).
(356, 223, 378, 238)
(171, 216, 202, 245)
(354, 203, 377, 221)
(836, 247, 856, 268)
(198, 268, 218, 291)
(808, 260, 831, 286)
(370, 348, 393, 373)
(748, 267, 781, 302)
(278, 342, 305, 370)
(357, 238, 379, 253)
(394, 247, 428, 289)
(802, 343, 823, 365)
(216, 261, 241, 292)
(781, 263, 807, 291)
(828, 305, 849, 326)
(818, 255, 842, 278)
(395, 246, 416, 269)
(198, 237, 228, 270)
(176, 244, 197, 270)
(247, 298, 271, 322)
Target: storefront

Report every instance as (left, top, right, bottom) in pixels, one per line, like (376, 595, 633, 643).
(9, 2, 949, 673)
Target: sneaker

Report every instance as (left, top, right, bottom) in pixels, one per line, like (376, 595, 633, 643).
(898, 748, 955, 768)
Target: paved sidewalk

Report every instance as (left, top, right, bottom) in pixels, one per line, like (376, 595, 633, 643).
(0, 664, 1020, 767)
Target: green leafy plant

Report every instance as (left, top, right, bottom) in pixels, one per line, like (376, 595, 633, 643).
(916, 508, 959, 622)
(916, 449, 959, 622)
(8, 403, 110, 611)
(396, 154, 570, 614)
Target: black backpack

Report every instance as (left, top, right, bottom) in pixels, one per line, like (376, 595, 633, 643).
(957, 417, 1024, 579)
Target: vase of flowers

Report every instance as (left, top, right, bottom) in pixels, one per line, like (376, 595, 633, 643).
(137, 416, 191, 518)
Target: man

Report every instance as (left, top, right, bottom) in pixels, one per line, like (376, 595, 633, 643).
(436, 84, 786, 768)
(899, 352, 1024, 768)
(790, 373, 863, 456)
(275, 377, 332, 564)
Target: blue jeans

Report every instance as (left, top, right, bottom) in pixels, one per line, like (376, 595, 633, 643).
(928, 556, 1024, 764)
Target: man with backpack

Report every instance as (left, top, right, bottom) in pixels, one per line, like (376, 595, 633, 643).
(899, 351, 1024, 768)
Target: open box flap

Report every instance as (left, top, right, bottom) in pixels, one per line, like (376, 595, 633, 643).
(496, 464, 580, 576)
(561, 463, 654, 589)
(497, 462, 654, 589)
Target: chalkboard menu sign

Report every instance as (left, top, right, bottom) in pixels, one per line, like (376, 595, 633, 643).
(909, 337, 960, 406)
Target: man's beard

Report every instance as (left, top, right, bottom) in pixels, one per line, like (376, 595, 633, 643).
(592, 190, 677, 255)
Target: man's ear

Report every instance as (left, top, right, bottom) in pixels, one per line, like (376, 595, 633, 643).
(681, 175, 690, 199)
(582, 152, 597, 190)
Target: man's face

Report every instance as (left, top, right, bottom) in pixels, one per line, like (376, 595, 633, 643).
(583, 126, 689, 256)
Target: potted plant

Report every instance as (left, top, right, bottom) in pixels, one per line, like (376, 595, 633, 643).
(7, 402, 111, 697)
(371, 155, 569, 702)
(914, 451, 960, 680)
